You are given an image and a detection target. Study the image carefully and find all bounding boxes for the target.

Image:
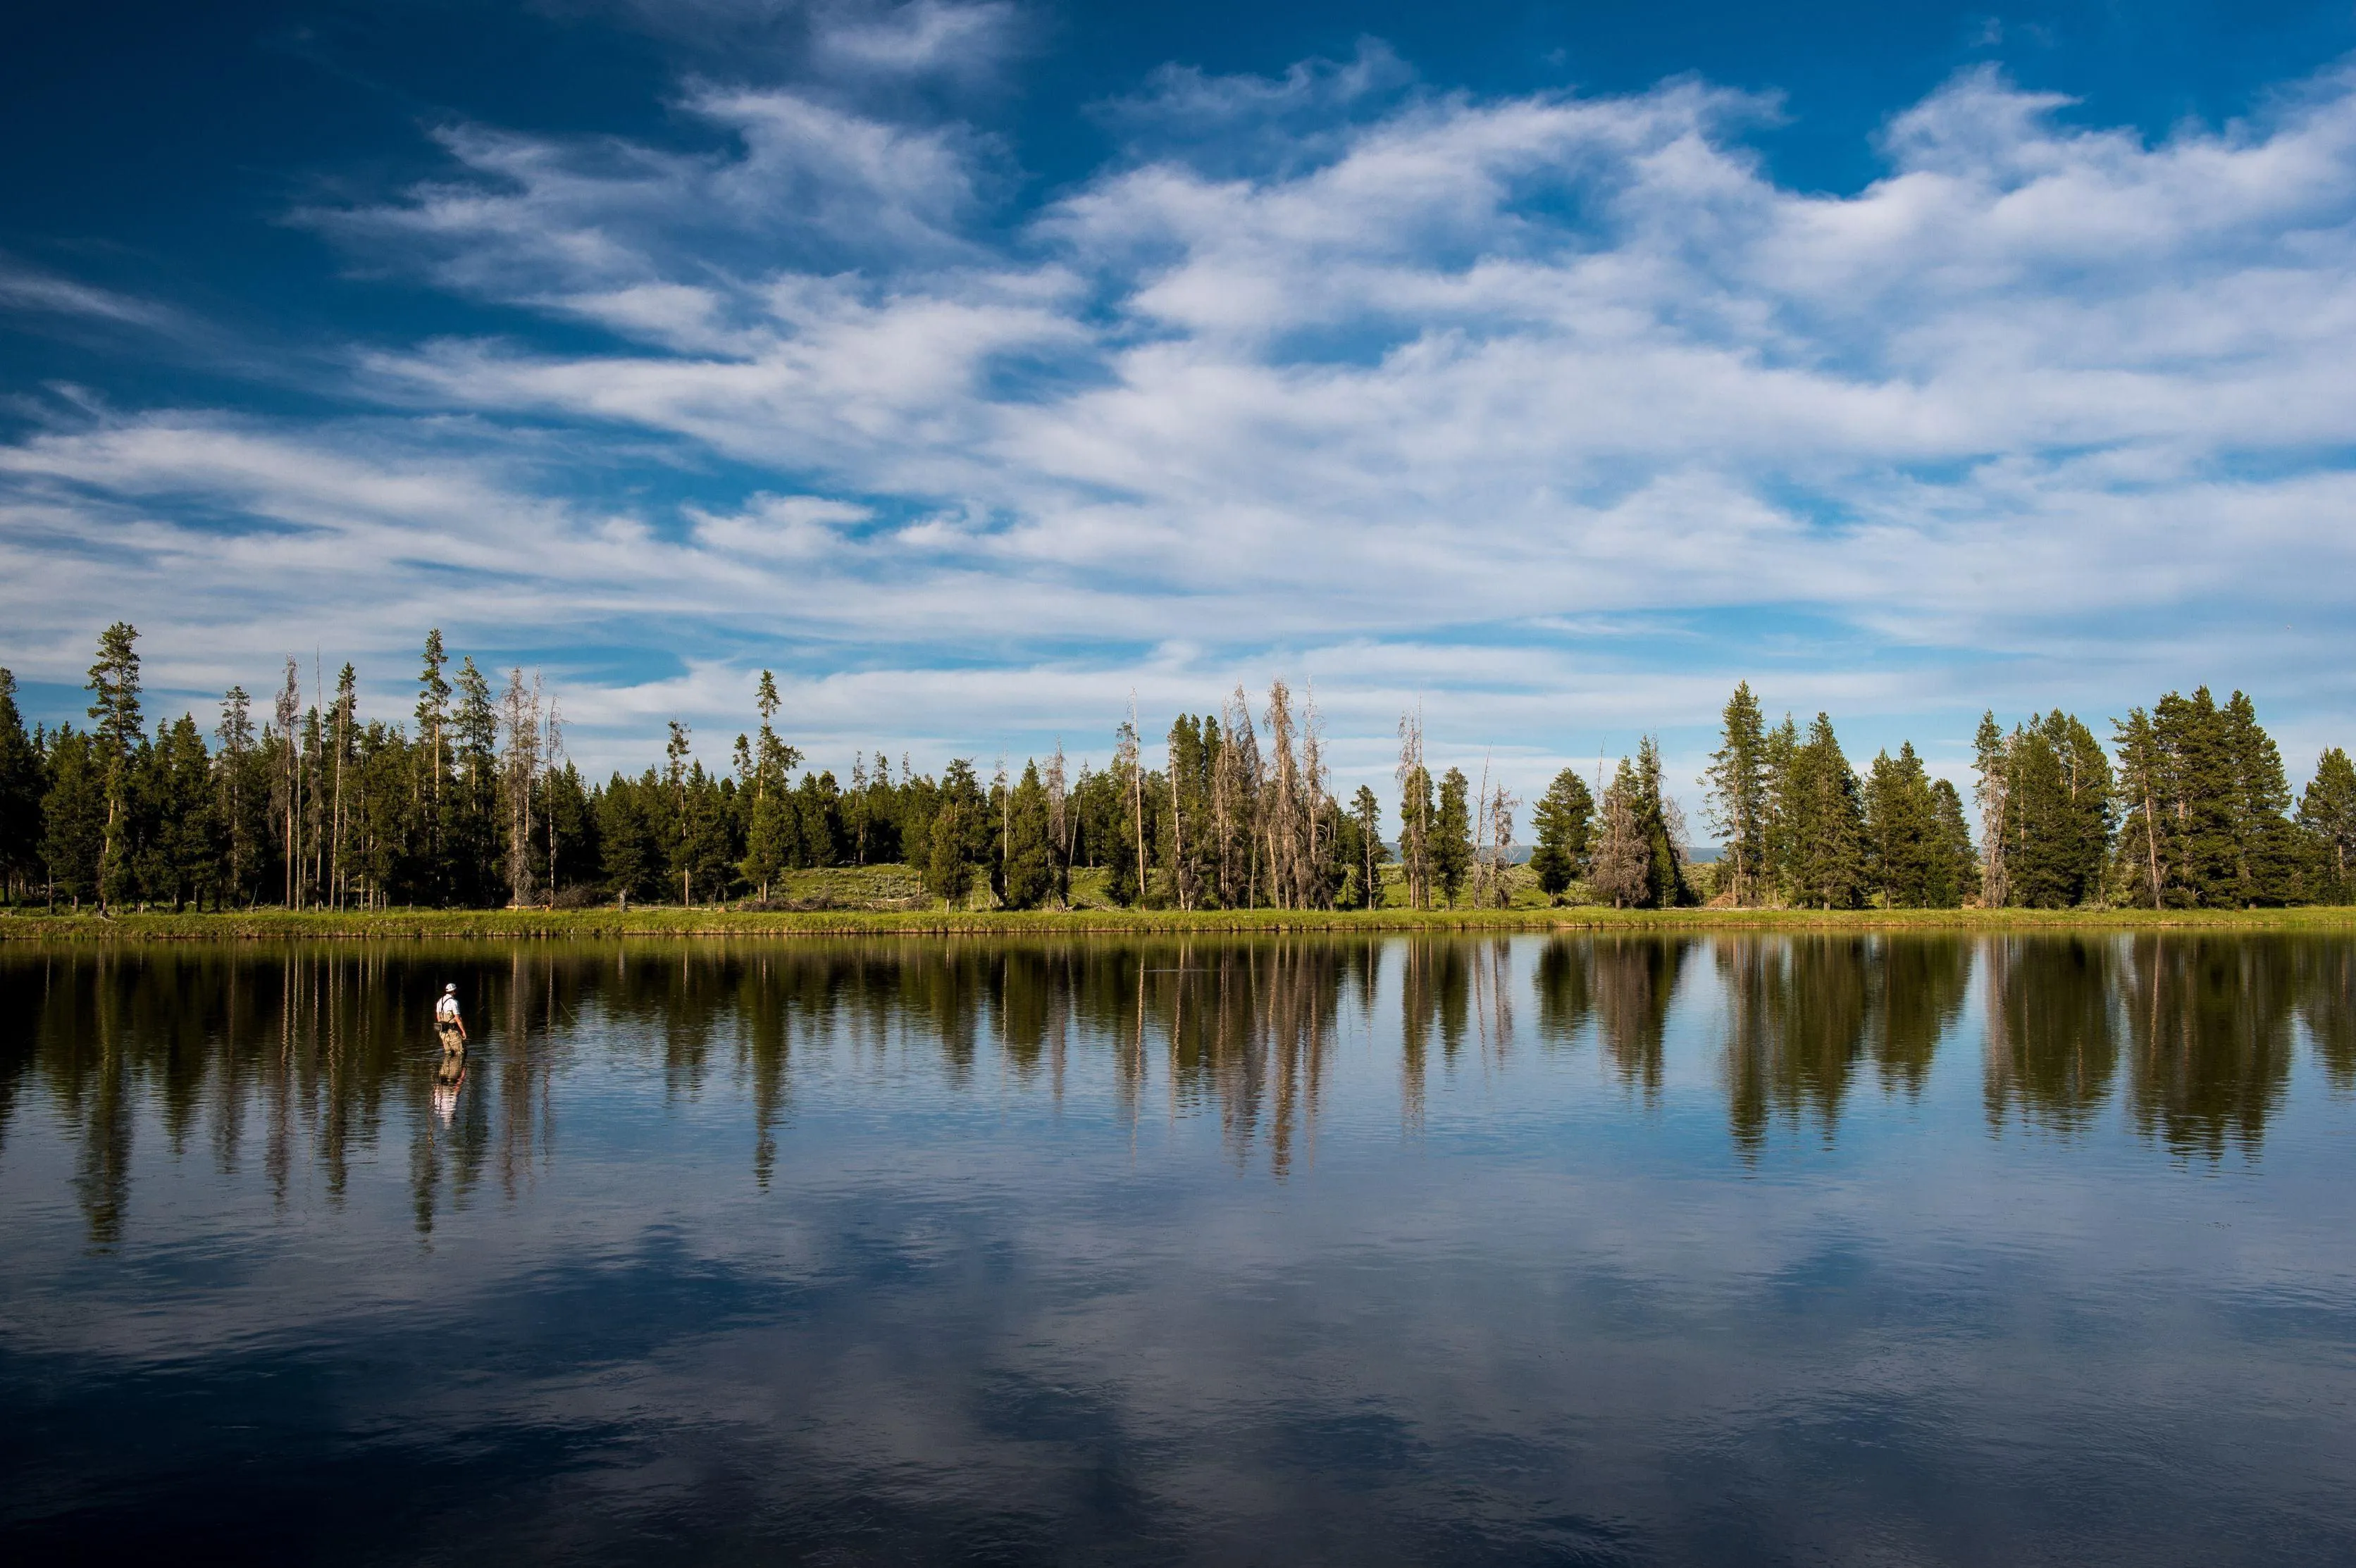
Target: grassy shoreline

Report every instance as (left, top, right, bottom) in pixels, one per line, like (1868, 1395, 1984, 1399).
(4, 904, 2353, 941)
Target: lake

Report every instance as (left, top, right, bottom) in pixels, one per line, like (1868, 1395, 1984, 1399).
(3, 933, 2353, 1564)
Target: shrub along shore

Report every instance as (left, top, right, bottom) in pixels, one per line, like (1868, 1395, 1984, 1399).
(6, 904, 2352, 942)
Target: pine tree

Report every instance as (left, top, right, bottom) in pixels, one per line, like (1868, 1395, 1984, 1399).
(1434, 766, 1473, 907)
(1926, 779, 1976, 908)
(2299, 747, 2356, 904)
(1350, 784, 1386, 909)
(1784, 714, 1864, 909)
(414, 630, 452, 900)
(1003, 761, 1053, 909)
(451, 657, 498, 904)
(1529, 768, 1594, 903)
(1864, 744, 1936, 907)
(84, 623, 144, 910)
(2003, 713, 2112, 908)
(1704, 681, 1768, 904)
(0, 670, 44, 904)
(2109, 707, 2169, 908)
(926, 759, 986, 906)
(41, 726, 105, 910)
(599, 771, 659, 907)
(214, 686, 272, 908)
(148, 714, 216, 909)
(2221, 690, 2298, 906)
(738, 670, 802, 902)
(1635, 736, 1690, 908)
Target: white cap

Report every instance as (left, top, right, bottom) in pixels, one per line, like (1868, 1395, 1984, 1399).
(445, 983, 457, 993)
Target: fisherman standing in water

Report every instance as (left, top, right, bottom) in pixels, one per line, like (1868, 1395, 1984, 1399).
(435, 983, 467, 1047)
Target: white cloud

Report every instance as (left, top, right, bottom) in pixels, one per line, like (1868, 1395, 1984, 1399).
(9, 51, 2356, 804)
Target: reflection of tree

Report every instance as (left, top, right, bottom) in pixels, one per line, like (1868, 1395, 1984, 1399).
(2120, 937, 2295, 1160)
(1533, 939, 1593, 1050)
(1155, 941, 1349, 1178)
(1720, 937, 1872, 1156)
(2293, 940, 2356, 1092)
(1983, 937, 2120, 1135)
(1594, 938, 1690, 1104)
(1869, 938, 1970, 1099)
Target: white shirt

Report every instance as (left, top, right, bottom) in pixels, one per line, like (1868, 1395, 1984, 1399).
(435, 994, 461, 1024)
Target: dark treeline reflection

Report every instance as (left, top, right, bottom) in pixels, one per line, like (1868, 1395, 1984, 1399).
(1982, 935, 2352, 1158)
(4, 935, 2353, 1245)
(1717, 936, 1972, 1155)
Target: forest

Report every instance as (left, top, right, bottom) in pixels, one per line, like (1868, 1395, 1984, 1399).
(1, 626, 2352, 914)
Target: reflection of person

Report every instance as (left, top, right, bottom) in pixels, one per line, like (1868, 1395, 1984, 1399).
(433, 1050, 466, 1124)
(435, 983, 466, 1046)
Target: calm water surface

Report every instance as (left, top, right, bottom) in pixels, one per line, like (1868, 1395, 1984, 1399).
(3, 934, 2353, 1564)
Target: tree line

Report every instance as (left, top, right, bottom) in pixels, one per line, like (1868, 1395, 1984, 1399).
(1, 627, 2350, 911)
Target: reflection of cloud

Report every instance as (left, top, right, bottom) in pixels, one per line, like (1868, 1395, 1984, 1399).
(4, 937, 2350, 1563)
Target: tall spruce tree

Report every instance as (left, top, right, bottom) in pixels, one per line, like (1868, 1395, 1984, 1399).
(2299, 747, 2356, 904)
(1529, 768, 1595, 904)
(2002, 712, 2112, 909)
(1635, 736, 1690, 908)
(1926, 779, 1976, 909)
(41, 726, 104, 909)
(1003, 761, 1053, 909)
(1434, 767, 1473, 907)
(1350, 784, 1386, 910)
(84, 623, 144, 909)
(2221, 690, 2298, 906)
(0, 670, 43, 903)
(1783, 714, 1864, 909)
(1864, 743, 1937, 908)
(1704, 682, 1769, 904)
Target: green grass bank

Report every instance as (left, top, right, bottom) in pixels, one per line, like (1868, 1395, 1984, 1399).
(6, 904, 2353, 942)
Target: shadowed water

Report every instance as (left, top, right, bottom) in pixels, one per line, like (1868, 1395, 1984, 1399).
(2, 934, 2353, 1564)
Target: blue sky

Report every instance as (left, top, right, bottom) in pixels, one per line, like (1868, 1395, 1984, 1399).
(4, 0, 2355, 821)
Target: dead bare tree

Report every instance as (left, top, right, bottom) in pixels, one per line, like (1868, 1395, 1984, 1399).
(1046, 739, 1070, 907)
(1487, 779, 1519, 908)
(1263, 680, 1306, 908)
(1217, 687, 1261, 907)
(498, 668, 542, 907)
(1396, 708, 1431, 909)
(543, 690, 564, 904)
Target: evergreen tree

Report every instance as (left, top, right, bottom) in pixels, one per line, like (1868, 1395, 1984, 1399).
(451, 657, 499, 904)
(2298, 747, 2356, 904)
(600, 771, 661, 907)
(213, 686, 271, 908)
(738, 669, 803, 902)
(85, 622, 144, 909)
(1863, 743, 1937, 908)
(926, 759, 988, 906)
(1704, 681, 1769, 904)
(1783, 714, 1864, 909)
(1434, 766, 1473, 907)
(41, 726, 104, 909)
(1926, 779, 1976, 909)
(0, 670, 43, 903)
(1003, 761, 1053, 909)
(2003, 713, 2112, 909)
(414, 630, 452, 902)
(2221, 690, 2298, 906)
(1529, 768, 1594, 903)
(1634, 736, 1690, 908)
(2110, 706, 2169, 908)
(1761, 714, 1801, 900)
(147, 714, 216, 909)
(1348, 785, 1386, 909)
